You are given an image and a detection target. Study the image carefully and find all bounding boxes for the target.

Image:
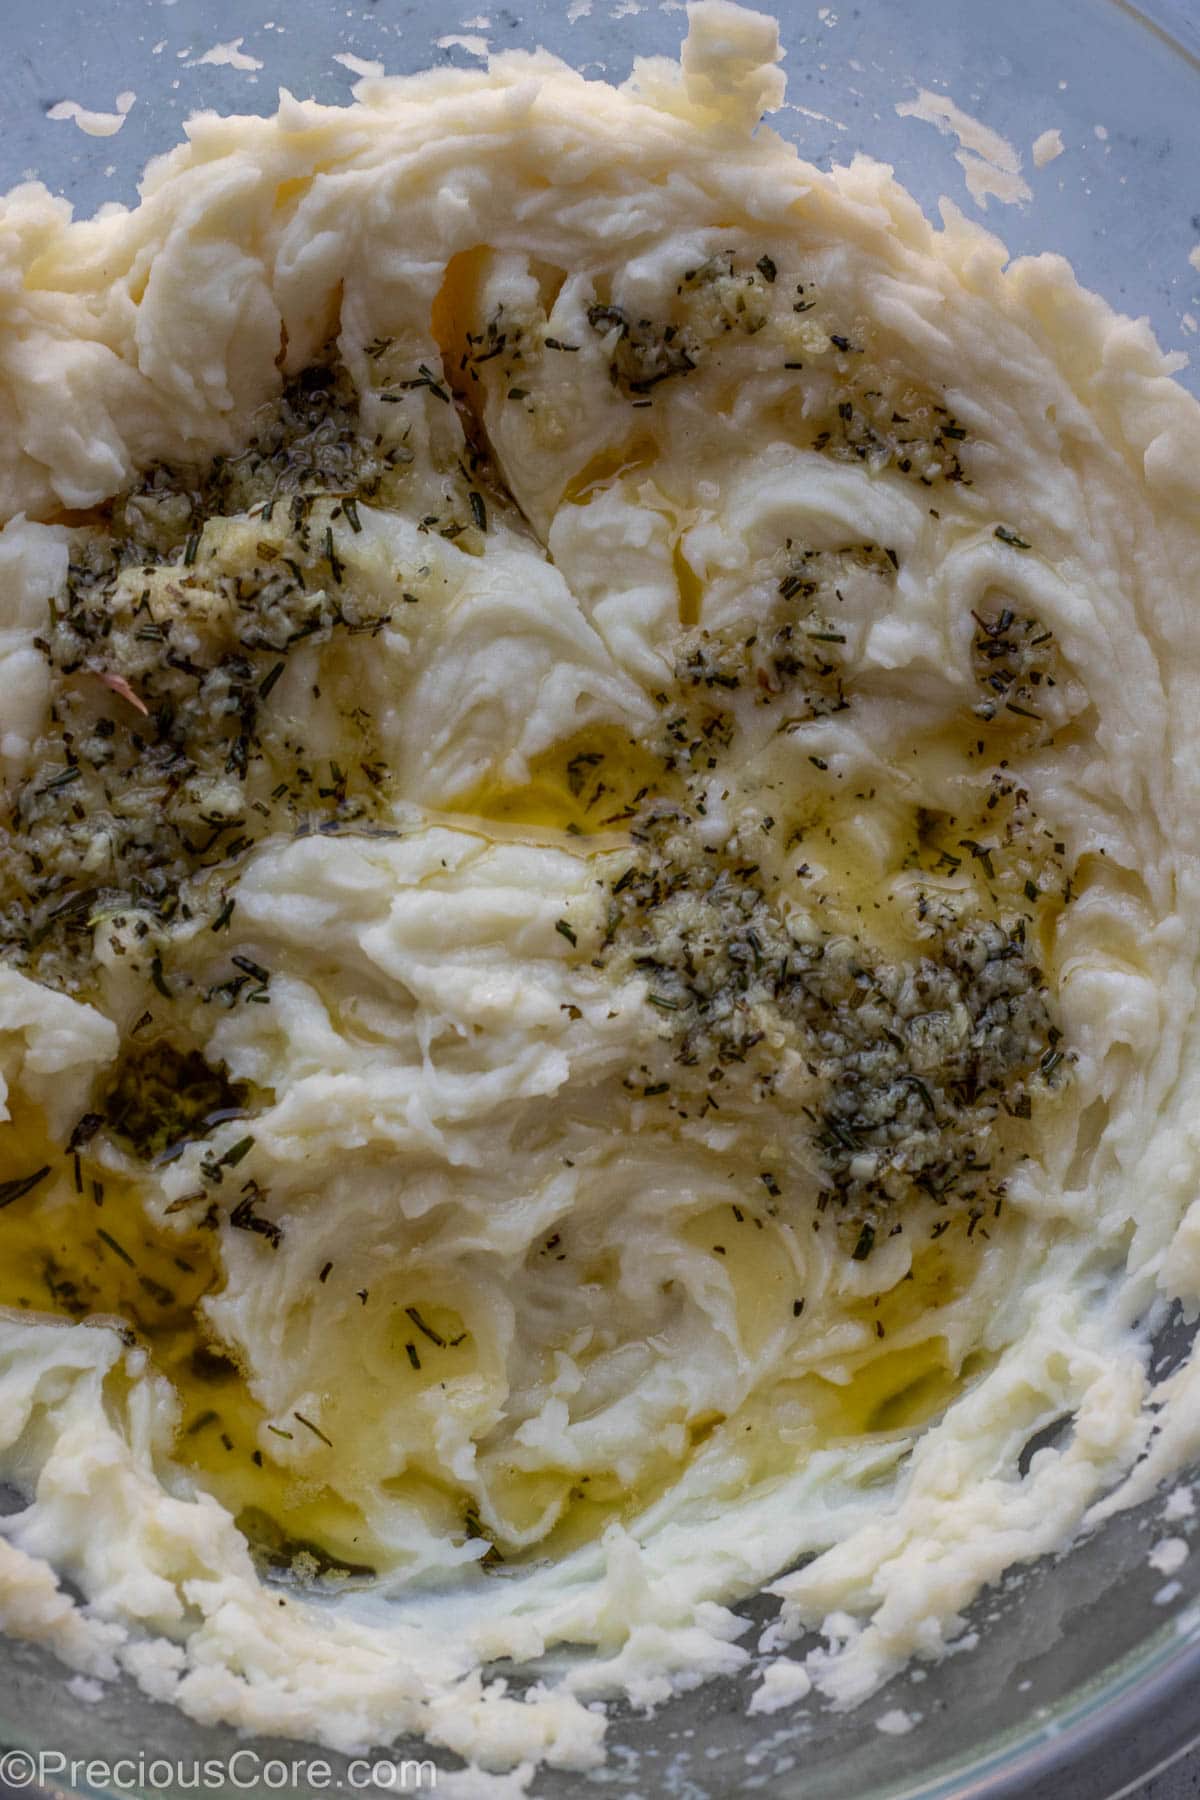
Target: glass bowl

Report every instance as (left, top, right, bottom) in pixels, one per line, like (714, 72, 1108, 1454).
(1, 2, 1199, 1796)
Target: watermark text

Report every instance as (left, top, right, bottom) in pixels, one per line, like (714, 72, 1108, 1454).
(0, 1749, 437, 1793)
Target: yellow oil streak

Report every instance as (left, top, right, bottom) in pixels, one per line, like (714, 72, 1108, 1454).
(273, 175, 313, 211)
(673, 536, 704, 627)
(430, 244, 491, 377)
(810, 1238, 987, 1438)
(447, 725, 667, 839)
(803, 1337, 984, 1440)
(0, 1107, 378, 1578)
(561, 441, 657, 506)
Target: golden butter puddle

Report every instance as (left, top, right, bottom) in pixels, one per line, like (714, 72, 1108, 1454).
(444, 708, 1071, 974)
(770, 761, 1071, 964)
(0, 1107, 386, 1581)
(533, 1233, 1000, 1545)
(0, 1112, 219, 1348)
(563, 448, 704, 626)
(561, 442, 657, 508)
(0, 634, 1065, 1583)
(0, 1104, 705, 1575)
(807, 1235, 995, 1440)
(446, 724, 668, 841)
(0, 1098, 999, 1580)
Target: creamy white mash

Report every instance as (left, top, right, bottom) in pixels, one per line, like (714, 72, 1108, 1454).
(1, 0, 1200, 1778)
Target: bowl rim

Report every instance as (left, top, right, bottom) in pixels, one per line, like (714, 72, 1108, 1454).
(896, 1600, 1200, 1800)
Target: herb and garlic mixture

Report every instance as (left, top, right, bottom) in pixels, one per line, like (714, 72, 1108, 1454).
(1, 0, 1199, 1777)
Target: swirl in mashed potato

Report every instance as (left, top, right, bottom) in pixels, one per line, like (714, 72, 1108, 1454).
(0, 0, 1199, 1776)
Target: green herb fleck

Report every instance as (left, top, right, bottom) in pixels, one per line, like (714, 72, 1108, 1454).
(851, 1221, 876, 1261)
(0, 1166, 52, 1210)
(293, 1411, 333, 1448)
(97, 1227, 135, 1267)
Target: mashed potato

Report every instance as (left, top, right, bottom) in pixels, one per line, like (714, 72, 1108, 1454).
(1, 0, 1199, 1776)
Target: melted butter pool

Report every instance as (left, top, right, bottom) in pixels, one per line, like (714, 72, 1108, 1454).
(0, 1106, 383, 1581)
(0, 677, 1062, 1585)
(0, 1089, 999, 1581)
(447, 724, 668, 840)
